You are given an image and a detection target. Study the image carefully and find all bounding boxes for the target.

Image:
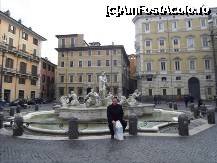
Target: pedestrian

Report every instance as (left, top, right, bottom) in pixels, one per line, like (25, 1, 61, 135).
(153, 95, 157, 105)
(184, 95, 189, 108)
(107, 96, 127, 139)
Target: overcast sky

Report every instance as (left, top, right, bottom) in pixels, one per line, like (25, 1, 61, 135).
(1, 0, 216, 64)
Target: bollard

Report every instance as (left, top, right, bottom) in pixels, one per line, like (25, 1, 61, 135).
(207, 108, 215, 124)
(10, 107, 15, 116)
(0, 113, 4, 129)
(35, 104, 39, 111)
(193, 107, 199, 119)
(68, 118, 79, 139)
(13, 115, 24, 136)
(16, 105, 21, 113)
(178, 114, 189, 136)
(189, 103, 194, 112)
(173, 103, 178, 110)
(169, 102, 173, 109)
(129, 114, 138, 135)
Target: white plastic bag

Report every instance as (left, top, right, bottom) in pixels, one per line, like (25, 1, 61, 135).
(114, 120, 124, 140)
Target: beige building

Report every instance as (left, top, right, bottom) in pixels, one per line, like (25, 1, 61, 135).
(55, 34, 129, 99)
(133, 12, 217, 100)
(0, 10, 46, 102)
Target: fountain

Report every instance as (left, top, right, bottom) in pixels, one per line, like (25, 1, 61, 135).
(22, 72, 182, 135)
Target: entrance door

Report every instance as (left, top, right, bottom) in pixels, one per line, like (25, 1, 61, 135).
(4, 89, 11, 102)
(188, 77, 200, 100)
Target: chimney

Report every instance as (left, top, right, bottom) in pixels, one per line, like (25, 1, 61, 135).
(4, 10, 10, 17)
(18, 19, 22, 24)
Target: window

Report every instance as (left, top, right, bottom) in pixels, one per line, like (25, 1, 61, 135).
(42, 75, 45, 83)
(78, 61, 82, 67)
(31, 80, 36, 85)
(60, 75, 64, 83)
(106, 60, 110, 66)
(106, 75, 110, 82)
(189, 60, 195, 70)
(173, 38, 179, 45)
(172, 21, 177, 31)
(97, 60, 101, 67)
(114, 74, 118, 83)
(88, 60, 91, 67)
(31, 91, 35, 99)
(19, 78, 25, 84)
(202, 36, 209, 48)
(160, 49, 165, 53)
(147, 62, 152, 72)
(176, 76, 181, 80)
(22, 32, 28, 40)
(18, 90, 24, 99)
(70, 61, 74, 67)
(187, 37, 194, 49)
(113, 49, 117, 55)
(161, 62, 166, 71)
(175, 61, 180, 71)
(48, 65, 51, 71)
(4, 75, 12, 83)
(31, 65, 37, 76)
(186, 19, 192, 29)
(146, 50, 151, 54)
(61, 39, 65, 48)
(51, 67, 54, 72)
(148, 89, 152, 96)
(106, 50, 110, 55)
(61, 53, 64, 57)
(207, 87, 212, 95)
(68, 87, 74, 93)
(113, 60, 117, 66)
(70, 75, 73, 82)
(8, 24, 16, 34)
(5, 58, 13, 68)
(33, 49, 37, 56)
(147, 77, 152, 81)
(77, 87, 83, 96)
(177, 88, 181, 96)
(61, 62, 64, 67)
(163, 89, 167, 96)
(201, 19, 207, 28)
(9, 38, 13, 47)
(206, 75, 211, 80)
(71, 37, 75, 47)
(205, 59, 210, 70)
(88, 50, 92, 56)
(144, 23, 150, 32)
(20, 62, 27, 74)
(145, 40, 151, 47)
(162, 77, 167, 81)
(33, 38, 38, 45)
(158, 22, 164, 32)
(59, 87, 64, 96)
(79, 51, 82, 56)
(159, 39, 164, 46)
(97, 51, 100, 55)
(22, 44, 26, 52)
(43, 62, 46, 69)
(78, 75, 82, 82)
(88, 74, 92, 82)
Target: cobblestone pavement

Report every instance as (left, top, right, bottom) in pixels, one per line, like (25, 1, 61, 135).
(0, 102, 217, 163)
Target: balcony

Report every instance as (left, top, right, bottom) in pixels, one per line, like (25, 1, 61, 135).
(3, 67, 16, 74)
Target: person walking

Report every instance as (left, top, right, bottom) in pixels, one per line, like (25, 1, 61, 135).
(107, 96, 127, 139)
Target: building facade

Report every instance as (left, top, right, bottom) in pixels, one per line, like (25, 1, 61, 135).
(40, 57, 56, 101)
(55, 34, 129, 98)
(128, 54, 137, 94)
(0, 10, 46, 102)
(133, 13, 216, 100)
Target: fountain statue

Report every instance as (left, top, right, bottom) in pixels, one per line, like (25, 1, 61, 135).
(127, 89, 141, 106)
(98, 71, 107, 105)
(68, 91, 79, 106)
(85, 89, 100, 107)
(106, 92, 113, 106)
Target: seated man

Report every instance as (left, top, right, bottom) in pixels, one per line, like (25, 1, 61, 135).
(107, 96, 127, 139)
